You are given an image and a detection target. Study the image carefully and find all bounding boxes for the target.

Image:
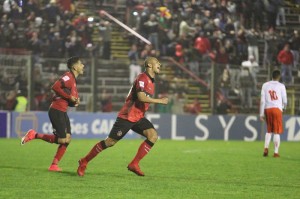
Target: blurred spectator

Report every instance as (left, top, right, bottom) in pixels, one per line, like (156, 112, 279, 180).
(289, 30, 300, 68)
(28, 31, 43, 64)
(44, 0, 61, 24)
(238, 66, 254, 110)
(3, 0, 12, 15)
(143, 13, 159, 51)
(99, 20, 112, 60)
(277, 43, 294, 84)
(100, 89, 112, 112)
(215, 46, 229, 77)
(194, 33, 211, 56)
(263, 27, 278, 68)
(5, 90, 17, 111)
(246, 28, 260, 64)
(13, 90, 28, 112)
(241, 0, 253, 29)
(47, 32, 64, 58)
(276, 0, 286, 26)
(179, 16, 195, 38)
(218, 68, 231, 99)
(265, 0, 280, 29)
(73, 12, 88, 32)
(128, 44, 141, 84)
(216, 97, 232, 114)
(186, 47, 200, 76)
(184, 98, 202, 114)
(241, 55, 259, 93)
(236, 26, 248, 61)
(171, 92, 185, 115)
(253, 0, 265, 30)
(174, 43, 184, 63)
(140, 44, 155, 59)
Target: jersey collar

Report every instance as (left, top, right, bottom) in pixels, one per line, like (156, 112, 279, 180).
(145, 71, 155, 82)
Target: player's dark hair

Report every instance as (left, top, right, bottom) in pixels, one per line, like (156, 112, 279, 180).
(67, 56, 80, 69)
(272, 70, 281, 79)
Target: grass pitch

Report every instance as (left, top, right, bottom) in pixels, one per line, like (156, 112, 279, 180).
(0, 139, 299, 199)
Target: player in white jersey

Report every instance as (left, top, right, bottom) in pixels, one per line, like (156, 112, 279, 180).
(260, 70, 287, 157)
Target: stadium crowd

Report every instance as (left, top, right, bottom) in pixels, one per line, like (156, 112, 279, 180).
(0, 0, 300, 114)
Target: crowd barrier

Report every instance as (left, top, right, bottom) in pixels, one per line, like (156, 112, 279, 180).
(0, 111, 299, 141)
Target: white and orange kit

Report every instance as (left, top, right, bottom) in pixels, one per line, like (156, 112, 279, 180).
(260, 81, 287, 134)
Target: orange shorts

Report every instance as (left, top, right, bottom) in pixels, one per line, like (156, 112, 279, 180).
(264, 108, 283, 134)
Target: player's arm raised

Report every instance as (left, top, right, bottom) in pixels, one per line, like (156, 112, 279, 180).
(137, 92, 169, 105)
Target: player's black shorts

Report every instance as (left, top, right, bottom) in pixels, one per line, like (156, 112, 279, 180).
(48, 108, 71, 138)
(108, 117, 155, 140)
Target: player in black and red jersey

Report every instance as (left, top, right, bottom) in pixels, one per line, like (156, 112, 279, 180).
(21, 56, 84, 172)
(77, 57, 169, 176)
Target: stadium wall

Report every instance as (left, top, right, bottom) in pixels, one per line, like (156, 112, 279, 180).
(0, 111, 299, 141)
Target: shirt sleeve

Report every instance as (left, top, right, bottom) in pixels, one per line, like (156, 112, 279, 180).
(51, 75, 72, 100)
(282, 84, 288, 109)
(136, 75, 148, 93)
(260, 84, 265, 117)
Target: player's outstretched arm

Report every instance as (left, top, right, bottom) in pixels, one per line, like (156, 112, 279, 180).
(137, 92, 169, 105)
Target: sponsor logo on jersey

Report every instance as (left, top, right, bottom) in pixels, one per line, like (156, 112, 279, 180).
(139, 81, 144, 88)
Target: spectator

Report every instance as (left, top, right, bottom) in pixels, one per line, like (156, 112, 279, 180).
(100, 89, 112, 112)
(289, 30, 300, 68)
(171, 92, 185, 115)
(44, 0, 61, 25)
(179, 16, 195, 38)
(216, 97, 232, 114)
(215, 46, 229, 77)
(184, 98, 202, 114)
(47, 32, 64, 58)
(13, 90, 28, 112)
(28, 31, 43, 64)
(143, 13, 159, 51)
(73, 12, 88, 32)
(276, 0, 286, 26)
(241, 55, 259, 93)
(263, 27, 278, 68)
(99, 20, 112, 60)
(174, 43, 184, 63)
(218, 68, 231, 99)
(238, 66, 255, 110)
(5, 90, 17, 111)
(265, 0, 280, 29)
(128, 44, 141, 84)
(253, 0, 265, 30)
(194, 33, 211, 56)
(246, 28, 260, 64)
(277, 43, 294, 84)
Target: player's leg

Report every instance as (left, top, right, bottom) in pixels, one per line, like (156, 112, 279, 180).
(128, 118, 157, 176)
(263, 132, 272, 156)
(77, 117, 132, 176)
(20, 109, 59, 145)
(273, 134, 280, 157)
(263, 109, 273, 157)
(48, 110, 71, 172)
(273, 109, 283, 157)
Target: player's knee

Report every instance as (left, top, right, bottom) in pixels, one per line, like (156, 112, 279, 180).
(66, 134, 71, 144)
(57, 138, 67, 144)
(105, 137, 118, 147)
(145, 129, 158, 143)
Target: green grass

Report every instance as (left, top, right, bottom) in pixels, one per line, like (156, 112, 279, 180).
(0, 139, 299, 199)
